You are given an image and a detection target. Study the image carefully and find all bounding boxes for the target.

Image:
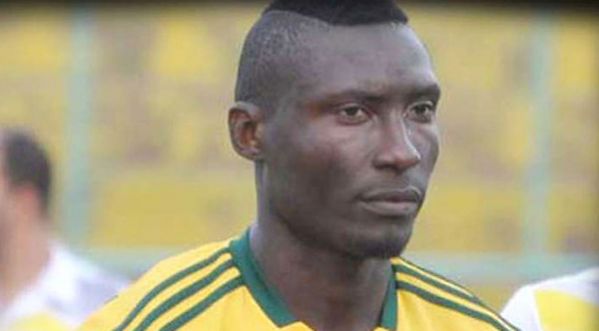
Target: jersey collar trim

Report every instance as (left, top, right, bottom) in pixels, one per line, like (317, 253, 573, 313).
(380, 268, 398, 330)
(230, 229, 296, 327)
(230, 229, 398, 330)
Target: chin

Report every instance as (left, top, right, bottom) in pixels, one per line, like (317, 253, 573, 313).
(343, 224, 413, 259)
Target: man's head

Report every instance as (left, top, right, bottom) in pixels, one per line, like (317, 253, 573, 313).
(0, 128, 52, 228)
(229, 0, 440, 259)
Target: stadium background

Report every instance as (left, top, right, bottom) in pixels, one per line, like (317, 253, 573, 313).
(0, 2, 597, 309)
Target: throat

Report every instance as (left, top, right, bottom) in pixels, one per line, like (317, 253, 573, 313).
(249, 224, 393, 331)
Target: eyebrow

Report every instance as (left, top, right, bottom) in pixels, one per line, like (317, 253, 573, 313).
(403, 83, 441, 102)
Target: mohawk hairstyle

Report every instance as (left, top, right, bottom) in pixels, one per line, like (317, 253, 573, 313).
(235, 0, 409, 112)
(264, 0, 408, 25)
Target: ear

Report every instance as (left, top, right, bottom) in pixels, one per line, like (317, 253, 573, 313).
(228, 101, 265, 161)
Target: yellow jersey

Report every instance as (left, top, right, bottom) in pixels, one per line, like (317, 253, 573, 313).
(80, 231, 516, 331)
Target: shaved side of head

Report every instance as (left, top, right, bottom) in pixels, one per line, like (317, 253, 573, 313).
(234, 0, 410, 114)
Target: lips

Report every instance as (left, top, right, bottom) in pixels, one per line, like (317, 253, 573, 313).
(359, 188, 422, 217)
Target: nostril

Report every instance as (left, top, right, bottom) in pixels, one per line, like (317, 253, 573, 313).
(373, 140, 421, 171)
(372, 120, 422, 172)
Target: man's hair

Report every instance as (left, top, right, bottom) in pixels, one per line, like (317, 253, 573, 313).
(235, 0, 409, 112)
(264, 0, 408, 26)
(0, 128, 52, 213)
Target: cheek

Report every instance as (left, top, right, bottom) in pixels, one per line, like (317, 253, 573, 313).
(290, 135, 344, 188)
(299, 124, 372, 184)
(412, 125, 440, 172)
(266, 125, 330, 199)
(270, 124, 361, 204)
(0, 199, 7, 225)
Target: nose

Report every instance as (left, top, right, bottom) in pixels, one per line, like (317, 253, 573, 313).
(372, 119, 421, 172)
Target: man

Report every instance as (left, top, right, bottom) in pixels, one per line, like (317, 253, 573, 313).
(81, 0, 516, 330)
(502, 268, 599, 331)
(0, 128, 127, 330)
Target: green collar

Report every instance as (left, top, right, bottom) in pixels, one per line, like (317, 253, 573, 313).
(229, 230, 398, 330)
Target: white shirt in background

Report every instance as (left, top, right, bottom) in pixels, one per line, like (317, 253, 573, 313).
(0, 244, 128, 331)
(502, 267, 599, 331)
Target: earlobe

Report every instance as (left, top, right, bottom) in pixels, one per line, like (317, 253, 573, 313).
(228, 102, 265, 161)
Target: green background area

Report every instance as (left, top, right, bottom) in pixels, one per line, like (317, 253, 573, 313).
(0, 3, 597, 309)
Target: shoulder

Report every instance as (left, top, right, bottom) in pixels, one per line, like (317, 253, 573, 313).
(79, 239, 240, 331)
(505, 267, 599, 309)
(27, 244, 128, 326)
(54, 245, 128, 293)
(527, 268, 599, 298)
(502, 268, 599, 331)
(391, 257, 518, 331)
(501, 285, 539, 331)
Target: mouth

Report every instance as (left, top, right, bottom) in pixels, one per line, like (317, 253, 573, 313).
(358, 188, 422, 217)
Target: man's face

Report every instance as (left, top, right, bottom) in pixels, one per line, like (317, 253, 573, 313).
(262, 23, 440, 259)
(0, 154, 10, 230)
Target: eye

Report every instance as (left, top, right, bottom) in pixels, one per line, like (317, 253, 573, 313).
(336, 105, 370, 125)
(406, 101, 436, 123)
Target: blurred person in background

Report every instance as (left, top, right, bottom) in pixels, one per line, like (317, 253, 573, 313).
(502, 267, 599, 331)
(0, 128, 127, 331)
(80, 0, 517, 330)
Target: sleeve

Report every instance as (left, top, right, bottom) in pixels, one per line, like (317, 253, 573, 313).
(501, 286, 542, 331)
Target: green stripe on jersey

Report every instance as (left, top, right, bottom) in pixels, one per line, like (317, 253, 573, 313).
(393, 263, 483, 306)
(396, 280, 514, 331)
(113, 247, 230, 331)
(397, 259, 477, 300)
(133, 259, 235, 331)
(161, 276, 244, 331)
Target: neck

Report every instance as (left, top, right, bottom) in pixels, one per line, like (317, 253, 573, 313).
(251, 213, 391, 331)
(0, 215, 50, 307)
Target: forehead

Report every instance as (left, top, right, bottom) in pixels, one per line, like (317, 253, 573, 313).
(293, 23, 437, 101)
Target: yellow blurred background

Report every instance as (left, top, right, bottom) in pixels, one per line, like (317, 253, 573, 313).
(0, 2, 597, 309)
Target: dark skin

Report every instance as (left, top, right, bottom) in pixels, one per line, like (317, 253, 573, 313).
(229, 22, 440, 331)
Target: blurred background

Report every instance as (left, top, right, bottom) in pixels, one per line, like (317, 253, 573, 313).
(0, 1, 596, 309)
